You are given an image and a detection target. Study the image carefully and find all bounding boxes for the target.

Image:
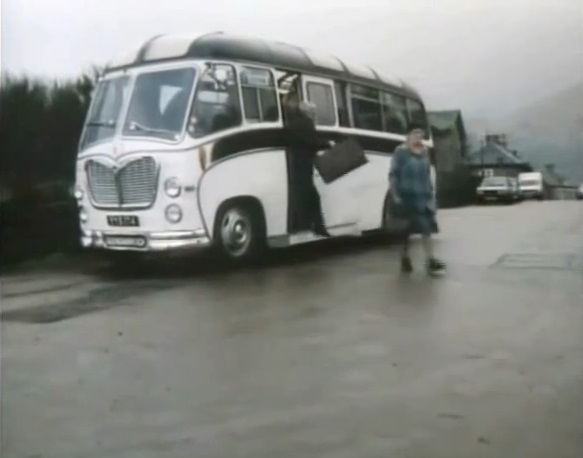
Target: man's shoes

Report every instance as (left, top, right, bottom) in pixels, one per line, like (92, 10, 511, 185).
(426, 257, 446, 275)
(401, 256, 413, 273)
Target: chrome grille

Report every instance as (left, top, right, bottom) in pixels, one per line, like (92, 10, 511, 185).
(86, 161, 118, 206)
(86, 156, 158, 208)
(118, 157, 158, 206)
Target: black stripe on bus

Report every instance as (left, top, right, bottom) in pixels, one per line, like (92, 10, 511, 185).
(211, 128, 405, 162)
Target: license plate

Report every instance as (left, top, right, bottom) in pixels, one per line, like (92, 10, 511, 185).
(105, 235, 147, 248)
(107, 215, 140, 227)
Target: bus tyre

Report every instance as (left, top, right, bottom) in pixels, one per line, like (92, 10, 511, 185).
(214, 203, 266, 263)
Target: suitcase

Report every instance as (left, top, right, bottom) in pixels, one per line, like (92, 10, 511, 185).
(314, 138, 368, 184)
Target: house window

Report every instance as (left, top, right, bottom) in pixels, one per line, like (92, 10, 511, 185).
(306, 82, 336, 126)
(240, 67, 279, 122)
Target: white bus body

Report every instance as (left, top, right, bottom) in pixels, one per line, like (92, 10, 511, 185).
(75, 32, 435, 261)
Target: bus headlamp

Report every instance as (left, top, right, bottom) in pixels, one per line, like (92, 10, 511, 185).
(79, 206, 88, 223)
(74, 186, 84, 200)
(165, 204, 183, 224)
(164, 177, 182, 198)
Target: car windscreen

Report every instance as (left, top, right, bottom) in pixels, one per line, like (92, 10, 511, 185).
(482, 177, 508, 186)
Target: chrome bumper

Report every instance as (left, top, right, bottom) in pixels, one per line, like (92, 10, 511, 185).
(81, 229, 212, 252)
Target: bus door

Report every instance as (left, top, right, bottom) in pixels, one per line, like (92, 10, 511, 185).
(302, 75, 359, 234)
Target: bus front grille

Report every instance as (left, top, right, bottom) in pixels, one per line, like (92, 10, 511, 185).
(86, 157, 158, 208)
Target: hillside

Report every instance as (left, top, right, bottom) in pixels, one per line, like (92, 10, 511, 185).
(465, 82, 583, 184)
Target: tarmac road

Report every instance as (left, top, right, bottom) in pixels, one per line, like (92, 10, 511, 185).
(1, 201, 582, 458)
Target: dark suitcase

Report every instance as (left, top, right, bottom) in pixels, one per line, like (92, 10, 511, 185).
(314, 138, 368, 184)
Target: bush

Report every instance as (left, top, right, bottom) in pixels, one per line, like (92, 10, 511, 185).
(0, 72, 97, 266)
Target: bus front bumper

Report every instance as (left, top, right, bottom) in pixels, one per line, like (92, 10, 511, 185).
(81, 229, 212, 252)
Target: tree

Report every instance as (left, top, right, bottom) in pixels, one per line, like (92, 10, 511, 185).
(0, 70, 99, 198)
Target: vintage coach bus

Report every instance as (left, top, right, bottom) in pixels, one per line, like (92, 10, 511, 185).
(74, 32, 435, 262)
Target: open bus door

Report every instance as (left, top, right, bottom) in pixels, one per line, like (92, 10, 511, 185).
(301, 75, 361, 237)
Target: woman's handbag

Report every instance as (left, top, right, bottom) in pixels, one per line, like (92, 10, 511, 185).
(383, 198, 411, 234)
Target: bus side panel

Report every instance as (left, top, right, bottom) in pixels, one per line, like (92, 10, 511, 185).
(197, 149, 289, 239)
(355, 153, 391, 230)
(315, 151, 390, 231)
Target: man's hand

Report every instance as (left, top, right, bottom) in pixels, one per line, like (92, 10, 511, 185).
(392, 193, 402, 205)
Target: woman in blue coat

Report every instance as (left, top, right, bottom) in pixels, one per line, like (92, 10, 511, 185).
(389, 127, 446, 274)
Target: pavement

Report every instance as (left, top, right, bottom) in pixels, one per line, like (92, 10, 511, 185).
(1, 201, 582, 458)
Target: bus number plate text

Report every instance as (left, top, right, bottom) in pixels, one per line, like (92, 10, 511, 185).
(107, 215, 140, 227)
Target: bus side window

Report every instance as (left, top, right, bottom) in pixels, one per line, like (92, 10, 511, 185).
(380, 92, 408, 135)
(334, 81, 350, 127)
(240, 67, 279, 123)
(306, 82, 336, 126)
(189, 64, 242, 138)
(350, 84, 382, 131)
(406, 98, 430, 139)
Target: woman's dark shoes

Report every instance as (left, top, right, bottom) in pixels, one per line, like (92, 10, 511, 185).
(427, 257, 446, 275)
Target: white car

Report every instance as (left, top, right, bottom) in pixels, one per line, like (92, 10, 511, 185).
(476, 176, 521, 204)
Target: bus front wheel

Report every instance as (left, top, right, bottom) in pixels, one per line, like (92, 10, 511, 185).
(214, 201, 266, 263)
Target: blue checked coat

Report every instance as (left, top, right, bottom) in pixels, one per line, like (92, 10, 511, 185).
(388, 144, 438, 234)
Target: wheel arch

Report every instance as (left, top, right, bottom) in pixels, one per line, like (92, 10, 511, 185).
(212, 195, 267, 242)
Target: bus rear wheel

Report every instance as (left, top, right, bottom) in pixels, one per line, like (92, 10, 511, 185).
(214, 203, 266, 263)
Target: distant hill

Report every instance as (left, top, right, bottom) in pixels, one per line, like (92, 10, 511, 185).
(465, 82, 583, 185)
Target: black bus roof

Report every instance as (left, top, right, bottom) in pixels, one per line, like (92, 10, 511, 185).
(106, 32, 422, 100)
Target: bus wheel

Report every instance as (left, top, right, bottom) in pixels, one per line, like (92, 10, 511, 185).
(215, 203, 265, 262)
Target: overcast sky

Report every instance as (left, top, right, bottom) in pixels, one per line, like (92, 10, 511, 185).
(2, 0, 582, 117)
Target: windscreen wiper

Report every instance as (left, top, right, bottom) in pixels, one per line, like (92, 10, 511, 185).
(128, 121, 177, 136)
(86, 119, 116, 128)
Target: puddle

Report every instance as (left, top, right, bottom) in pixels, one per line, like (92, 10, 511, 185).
(1, 280, 179, 324)
(492, 253, 582, 271)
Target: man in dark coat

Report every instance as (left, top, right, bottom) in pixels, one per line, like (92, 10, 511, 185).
(283, 92, 331, 237)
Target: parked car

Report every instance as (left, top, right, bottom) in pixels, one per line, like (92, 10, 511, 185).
(476, 176, 521, 204)
(576, 183, 583, 200)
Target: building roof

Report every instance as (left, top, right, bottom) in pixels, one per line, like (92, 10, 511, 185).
(467, 142, 529, 166)
(106, 32, 421, 100)
(541, 165, 567, 186)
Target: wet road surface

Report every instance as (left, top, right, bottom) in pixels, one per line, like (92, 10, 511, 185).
(2, 201, 582, 458)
